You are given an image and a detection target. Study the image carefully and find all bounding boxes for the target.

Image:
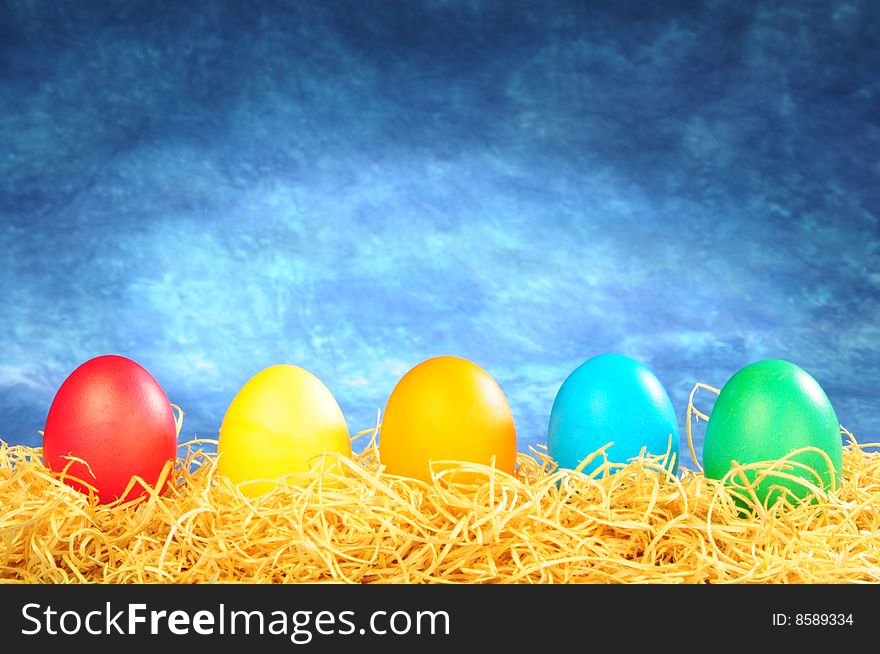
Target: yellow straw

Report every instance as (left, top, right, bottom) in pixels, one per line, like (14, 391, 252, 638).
(1, 384, 878, 583)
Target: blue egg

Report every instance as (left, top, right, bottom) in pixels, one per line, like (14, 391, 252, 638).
(548, 354, 679, 475)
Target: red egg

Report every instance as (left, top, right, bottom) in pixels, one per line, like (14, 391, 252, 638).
(43, 355, 178, 504)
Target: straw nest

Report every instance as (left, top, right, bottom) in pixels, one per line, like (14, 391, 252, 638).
(1, 384, 879, 584)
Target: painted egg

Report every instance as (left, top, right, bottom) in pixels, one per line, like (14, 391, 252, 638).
(43, 355, 178, 504)
(548, 354, 679, 475)
(703, 359, 842, 506)
(379, 356, 517, 483)
(218, 365, 350, 496)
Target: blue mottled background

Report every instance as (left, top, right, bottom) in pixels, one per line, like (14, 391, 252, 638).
(1, 0, 878, 463)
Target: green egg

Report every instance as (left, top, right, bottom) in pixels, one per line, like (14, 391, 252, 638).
(703, 359, 842, 508)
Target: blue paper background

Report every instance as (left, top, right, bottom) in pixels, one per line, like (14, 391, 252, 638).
(1, 1, 878, 462)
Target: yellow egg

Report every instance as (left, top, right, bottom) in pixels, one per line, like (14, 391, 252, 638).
(218, 365, 351, 496)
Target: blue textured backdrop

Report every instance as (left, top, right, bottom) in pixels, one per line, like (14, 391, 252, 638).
(1, 0, 878, 463)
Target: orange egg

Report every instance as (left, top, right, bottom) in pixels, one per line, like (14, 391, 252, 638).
(378, 356, 517, 483)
